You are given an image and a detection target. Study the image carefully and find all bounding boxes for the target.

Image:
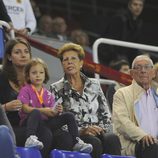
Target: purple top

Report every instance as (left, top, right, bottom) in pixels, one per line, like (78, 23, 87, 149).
(18, 84, 55, 123)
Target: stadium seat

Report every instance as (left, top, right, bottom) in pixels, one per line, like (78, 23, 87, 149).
(16, 147, 42, 158)
(0, 27, 4, 64)
(101, 154, 136, 158)
(50, 149, 92, 158)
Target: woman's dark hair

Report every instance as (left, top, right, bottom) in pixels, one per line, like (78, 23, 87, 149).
(110, 59, 129, 71)
(128, 0, 145, 5)
(2, 37, 32, 86)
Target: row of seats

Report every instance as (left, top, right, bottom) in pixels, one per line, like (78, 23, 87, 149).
(16, 147, 136, 158)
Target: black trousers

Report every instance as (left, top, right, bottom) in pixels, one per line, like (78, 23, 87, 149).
(46, 111, 79, 145)
(14, 125, 52, 158)
(81, 132, 121, 158)
(24, 110, 79, 145)
(23, 109, 80, 157)
(135, 142, 158, 158)
(21, 110, 53, 158)
(53, 130, 121, 158)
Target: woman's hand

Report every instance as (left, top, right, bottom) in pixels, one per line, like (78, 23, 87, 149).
(80, 125, 103, 136)
(4, 100, 22, 111)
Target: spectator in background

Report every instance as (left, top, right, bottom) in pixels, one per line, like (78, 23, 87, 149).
(52, 16, 68, 41)
(37, 14, 53, 37)
(99, 0, 144, 66)
(50, 43, 121, 158)
(106, 59, 130, 112)
(0, 0, 13, 64)
(152, 62, 158, 89)
(0, 0, 12, 25)
(70, 29, 92, 54)
(30, 0, 41, 23)
(3, 0, 36, 35)
(113, 55, 158, 158)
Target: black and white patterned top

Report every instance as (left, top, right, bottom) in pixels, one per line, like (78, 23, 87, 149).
(50, 73, 112, 132)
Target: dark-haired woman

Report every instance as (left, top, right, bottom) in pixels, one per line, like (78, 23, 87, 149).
(0, 37, 52, 158)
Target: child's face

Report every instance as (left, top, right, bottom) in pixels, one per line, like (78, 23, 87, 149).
(29, 64, 45, 87)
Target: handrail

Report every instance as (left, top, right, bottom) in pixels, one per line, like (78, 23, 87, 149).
(0, 20, 15, 39)
(90, 78, 117, 85)
(92, 38, 158, 79)
(98, 78, 117, 85)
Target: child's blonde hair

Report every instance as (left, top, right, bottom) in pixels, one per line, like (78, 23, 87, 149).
(25, 58, 50, 84)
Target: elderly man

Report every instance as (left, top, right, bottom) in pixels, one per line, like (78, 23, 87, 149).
(113, 55, 158, 158)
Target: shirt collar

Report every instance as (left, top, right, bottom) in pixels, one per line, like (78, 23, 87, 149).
(63, 72, 92, 93)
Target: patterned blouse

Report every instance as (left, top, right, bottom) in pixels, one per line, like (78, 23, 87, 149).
(50, 73, 112, 132)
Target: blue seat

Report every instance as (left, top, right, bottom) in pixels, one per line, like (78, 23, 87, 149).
(50, 149, 92, 158)
(0, 27, 5, 62)
(101, 154, 136, 158)
(16, 147, 42, 158)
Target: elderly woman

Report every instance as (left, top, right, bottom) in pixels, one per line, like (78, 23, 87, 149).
(0, 37, 52, 158)
(50, 43, 121, 158)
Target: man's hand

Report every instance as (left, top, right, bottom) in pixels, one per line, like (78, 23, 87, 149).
(140, 135, 158, 148)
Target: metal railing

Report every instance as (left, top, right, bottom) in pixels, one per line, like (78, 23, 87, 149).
(92, 38, 158, 79)
(0, 20, 15, 39)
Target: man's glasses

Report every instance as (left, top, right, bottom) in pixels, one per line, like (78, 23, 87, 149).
(133, 64, 153, 71)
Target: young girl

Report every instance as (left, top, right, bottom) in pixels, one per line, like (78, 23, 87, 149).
(17, 58, 92, 153)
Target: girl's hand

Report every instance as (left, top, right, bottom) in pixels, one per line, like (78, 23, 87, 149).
(4, 100, 22, 111)
(54, 104, 63, 114)
(42, 107, 54, 117)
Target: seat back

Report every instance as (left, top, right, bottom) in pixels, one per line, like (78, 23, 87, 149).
(50, 149, 92, 158)
(101, 154, 136, 158)
(0, 27, 4, 64)
(16, 147, 42, 158)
